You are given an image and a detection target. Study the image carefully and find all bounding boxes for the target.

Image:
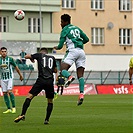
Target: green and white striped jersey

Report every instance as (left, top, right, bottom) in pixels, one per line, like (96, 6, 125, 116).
(0, 56, 16, 80)
(57, 24, 89, 50)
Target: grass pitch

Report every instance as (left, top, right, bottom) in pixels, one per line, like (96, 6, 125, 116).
(0, 94, 132, 133)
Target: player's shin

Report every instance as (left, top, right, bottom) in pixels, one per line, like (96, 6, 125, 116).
(77, 77, 84, 105)
(21, 98, 31, 116)
(9, 92, 15, 107)
(78, 77, 84, 93)
(3, 93, 11, 109)
(61, 70, 70, 78)
(45, 103, 53, 122)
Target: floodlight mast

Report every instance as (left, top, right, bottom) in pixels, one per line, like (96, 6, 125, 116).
(39, 0, 42, 49)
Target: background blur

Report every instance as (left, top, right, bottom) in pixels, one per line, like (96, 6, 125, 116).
(0, 0, 132, 85)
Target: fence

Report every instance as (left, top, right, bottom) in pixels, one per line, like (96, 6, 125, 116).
(13, 70, 129, 85)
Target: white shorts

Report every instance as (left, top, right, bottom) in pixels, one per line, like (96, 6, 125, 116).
(1, 79, 13, 92)
(62, 48, 86, 69)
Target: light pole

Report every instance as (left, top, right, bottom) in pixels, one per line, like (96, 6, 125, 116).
(39, 0, 42, 49)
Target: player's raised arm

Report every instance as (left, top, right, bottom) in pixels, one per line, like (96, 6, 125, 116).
(25, 54, 35, 63)
(54, 37, 66, 50)
(25, 54, 32, 59)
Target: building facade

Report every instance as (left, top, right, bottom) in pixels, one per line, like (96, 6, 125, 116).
(0, 0, 61, 54)
(0, 0, 132, 71)
(0, 0, 132, 54)
(53, 0, 133, 55)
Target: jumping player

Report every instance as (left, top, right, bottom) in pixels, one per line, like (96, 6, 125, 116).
(54, 14, 89, 105)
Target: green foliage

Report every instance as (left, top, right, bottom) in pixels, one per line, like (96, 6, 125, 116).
(0, 95, 132, 133)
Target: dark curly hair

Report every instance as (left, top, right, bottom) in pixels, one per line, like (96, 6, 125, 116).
(61, 14, 71, 24)
(0, 47, 7, 51)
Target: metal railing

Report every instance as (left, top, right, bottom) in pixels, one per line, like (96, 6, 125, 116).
(13, 70, 129, 85)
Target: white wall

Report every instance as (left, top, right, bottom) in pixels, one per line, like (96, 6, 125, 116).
(86, 54, 131, 71)
(14, 54, 131, 71)
(53, 54, 132, 71)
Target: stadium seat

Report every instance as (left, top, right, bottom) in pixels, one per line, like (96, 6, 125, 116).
(29, 64, 34, 70)
(18, 64, 24, 70)
(15, 59, 22, 64)
(23, 64, 29, 70)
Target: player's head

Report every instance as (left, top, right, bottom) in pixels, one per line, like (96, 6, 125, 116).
(0, 47, 7, 58)
(61, 14, 71, 29)
(21, 49, 24, 52)
(40, 47, 48, 54)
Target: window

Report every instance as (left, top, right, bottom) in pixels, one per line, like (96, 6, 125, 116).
(62, 0, 75, 8)
(119, 0, 131, 11)
(28, 18, 42, 33)
(0, 17, 7, 32)
(119, 29, 132, 45)
(91, 0, 104, 10)
(91, 28, 104, 44)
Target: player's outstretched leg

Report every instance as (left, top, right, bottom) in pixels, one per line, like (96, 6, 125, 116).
(54, 92, 58, 100)
(14, 115, 25, 123)
(64, 75, 75, 88)
(77, 93, 84, 106)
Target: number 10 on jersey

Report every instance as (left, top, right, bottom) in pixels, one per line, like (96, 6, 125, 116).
(43, 57, 53, 69)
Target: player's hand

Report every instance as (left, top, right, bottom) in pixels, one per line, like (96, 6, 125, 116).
(129, 79, 132, 85)
(20, 75, 24, 81)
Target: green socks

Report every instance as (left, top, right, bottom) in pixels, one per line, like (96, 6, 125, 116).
(61, 70, 71, 78)
(9, 92, 15, 108)
(79, 77, 84, 93)
(3, 93, 11, 109)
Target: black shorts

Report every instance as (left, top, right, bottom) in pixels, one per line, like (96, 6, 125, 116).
(29, 77, 54, 99)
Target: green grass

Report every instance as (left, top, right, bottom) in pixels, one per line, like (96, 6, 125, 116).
(0, 94, 132, 133)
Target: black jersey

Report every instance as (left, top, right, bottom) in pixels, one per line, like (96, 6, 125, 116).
(31, 53, 57, 79)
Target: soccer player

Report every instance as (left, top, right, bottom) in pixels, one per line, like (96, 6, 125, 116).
(129, 57, 133, 84)
(14, 47, 57, 124)
(56, 72, 65, 95)
(0, 47, 23, 113)
(19, 49, 27, 64)
(54, 14, 89, 106)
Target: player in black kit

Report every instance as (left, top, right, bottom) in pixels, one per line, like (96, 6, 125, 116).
(14, 48, 57, 124)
